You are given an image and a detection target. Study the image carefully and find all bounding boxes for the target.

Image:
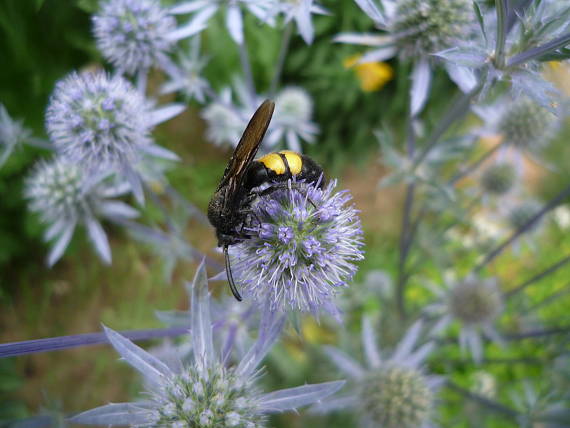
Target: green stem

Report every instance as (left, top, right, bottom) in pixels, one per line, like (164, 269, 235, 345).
(494, 0, 508, 69)
(269, 22, 294, 97)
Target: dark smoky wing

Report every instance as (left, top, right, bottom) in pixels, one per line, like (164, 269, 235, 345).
(217, 99, 275, 212)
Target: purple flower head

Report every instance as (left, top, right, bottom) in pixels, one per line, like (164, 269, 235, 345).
(46, 71, 183, 202)
(93, 0, 177, 75)
(229, 178, 364, 320)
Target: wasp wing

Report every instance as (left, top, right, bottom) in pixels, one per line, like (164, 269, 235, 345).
(217, 99, 275, 213)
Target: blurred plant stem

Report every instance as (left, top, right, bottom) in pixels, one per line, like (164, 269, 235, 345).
(447, 380, 520, 419)
(0, 326, 188, 358)
(449, 142, 504, 185)
(238, 38, 256, 104)
(269, 22, 293, 97)
(494, 0, 509, 69)
(474, 182, 570, 273)
(395, 118, 417, 320)
(504, 253, 570, 299)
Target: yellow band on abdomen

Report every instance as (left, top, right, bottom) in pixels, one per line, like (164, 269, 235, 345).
(258, 153, 286, 174)
(279, 151, 302, 175)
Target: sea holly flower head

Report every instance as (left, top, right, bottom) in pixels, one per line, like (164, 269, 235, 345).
(506, 200, 544, 233)
(265, 87, 319, 152)
(46, 71, 184, 202)
(25, 158, 138, 266)
(479, 162, 516, 196)
(313, 318, 443, 428)
(391, 0, 474, 60)
(202, 97, 246, 148)
(161, 36, 210, 103)
(497, 97, 558, 151)
(93, 0, 179, 75)
(71, 261, 345, 427)
(426, 274, 503, 363)
(229, 178, 364, 320)
(336, 0, 476, 114)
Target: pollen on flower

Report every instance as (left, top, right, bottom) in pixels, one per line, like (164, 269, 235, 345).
(392, 0, 473, 58)
(229, 178, 364, 318)
(360, 367, 432, 428)
(93, 0, 176, 74)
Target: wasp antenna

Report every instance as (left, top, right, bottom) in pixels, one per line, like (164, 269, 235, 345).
(224, 245, 243, 302)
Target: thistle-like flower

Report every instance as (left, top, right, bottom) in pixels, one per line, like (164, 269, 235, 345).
(46, 71, 184, 202)
(265, 87, 319, 152)
(201, 96, 247, 147)
(228, 178, 364, 320)
(25, 158, 138, 266)
(161, 36, 210, 103)
(497, 98, 558, 151)
(171, 0, 277, 45)
(312, 318, 443, 428)
(479, 162, 516, 196)
(0, 103, 33, 167)
(277, 0, 329, 45)
(336, 0, 476, 114)
(426, 274, 503, 363)
(71, 261, 344, 427)
(93, 0, 183, 75)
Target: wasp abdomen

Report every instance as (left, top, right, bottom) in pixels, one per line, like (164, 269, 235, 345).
(244, 151, 323, 190)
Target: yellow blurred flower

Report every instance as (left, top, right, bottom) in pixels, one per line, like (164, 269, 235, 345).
(344, 54, 394, 92)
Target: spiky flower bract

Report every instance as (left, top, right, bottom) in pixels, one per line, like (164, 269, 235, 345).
(479, 162, 516, 196)
(93, 0, 179, 75)
(266, 87, 319, 152)
(71, 261, 345, 427)
(25, 158, 138, 266)
(0, 103, 32, 167)
(392, 0, 473, 59)
(229, 179, 364, 319)
(277, 0, 328, 45)
(426, 275, 503, 363)
(313, 318, 443, 428)
(498, 98, 558, 151)
(46, 71, 183, 201)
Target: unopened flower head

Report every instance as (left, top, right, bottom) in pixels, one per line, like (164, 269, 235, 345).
(46, 71, 179, 183)
(392, 0, 473, 58)
(447, 276, 503, 326)
(360, 366, 432, 428)
(498, 98, 557, 150)
(230, 179, 364, 318)
(71, 262, 344, 427)
(315, 319, 442, 428)
(426, 275, 503, 363)
(202, 102, 246, 147)
(479, 162, 516, 196)
(26, 159, 86, 224)
(93, 0, 176, 74)
(25, 158, 137, 265)
(268, 87, 319, 152)
(507, 200, 543, 232)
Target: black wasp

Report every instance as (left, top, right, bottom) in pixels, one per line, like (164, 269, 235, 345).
(208, 99, 324, 301)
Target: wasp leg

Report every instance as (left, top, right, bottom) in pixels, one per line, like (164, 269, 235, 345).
(224, 245, 242, 301)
